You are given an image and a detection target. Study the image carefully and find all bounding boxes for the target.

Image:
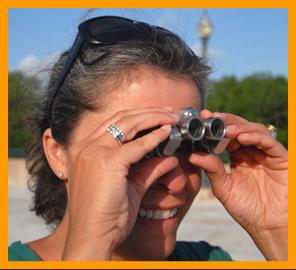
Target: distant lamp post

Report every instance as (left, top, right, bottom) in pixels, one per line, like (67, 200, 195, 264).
(198, 10, 213, 62)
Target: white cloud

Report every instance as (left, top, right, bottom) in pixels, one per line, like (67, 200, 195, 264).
(13, 53, 60, 88)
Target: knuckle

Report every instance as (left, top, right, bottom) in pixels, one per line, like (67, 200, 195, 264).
(137, 137, 151, 152)
(136, 137, 147, 148)
(129, 116, 138, 130)
(114, 109, 127, 119)
(129, 125, 140, 139)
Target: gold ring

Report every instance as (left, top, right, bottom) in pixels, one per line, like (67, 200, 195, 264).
(266, 124, 277, 139)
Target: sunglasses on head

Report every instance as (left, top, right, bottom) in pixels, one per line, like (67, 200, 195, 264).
(48, 15, 174, 118)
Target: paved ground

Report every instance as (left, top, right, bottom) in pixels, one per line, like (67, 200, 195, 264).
(8, 184, 265, 261)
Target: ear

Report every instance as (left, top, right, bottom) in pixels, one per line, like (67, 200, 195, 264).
(43, 128, 68, 180)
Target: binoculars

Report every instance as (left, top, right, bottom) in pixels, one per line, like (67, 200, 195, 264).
(141, 107, 229, 158)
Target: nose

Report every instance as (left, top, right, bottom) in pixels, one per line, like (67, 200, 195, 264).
(155, 165, 187, 195)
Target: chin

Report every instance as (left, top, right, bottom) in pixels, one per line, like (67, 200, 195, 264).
(115, 215, 179, 260)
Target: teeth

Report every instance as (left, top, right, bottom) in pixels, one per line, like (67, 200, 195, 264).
(153, 210, 163, 219)
(170, 208, 177, 218)
(139, 209, 146, 217)
(162, 210, 171, 219)
(146, 210, 154, 219)
(138, 208, 178, 220)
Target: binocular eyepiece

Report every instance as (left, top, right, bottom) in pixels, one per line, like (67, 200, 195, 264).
(142, 108, 229, 158)
(179, 108, 226, 141)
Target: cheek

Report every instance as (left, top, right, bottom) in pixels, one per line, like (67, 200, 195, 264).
(177, 163, 202, 223)
(185, 168, 202, 200)
(179, 156, 202, 198)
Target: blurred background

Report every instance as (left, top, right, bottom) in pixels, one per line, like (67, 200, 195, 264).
(8, 8, 287, 261)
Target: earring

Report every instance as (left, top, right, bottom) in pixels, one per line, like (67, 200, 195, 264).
(58, 172, 64, 179)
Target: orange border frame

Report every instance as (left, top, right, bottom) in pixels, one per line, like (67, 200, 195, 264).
(2, 2, 294, 269)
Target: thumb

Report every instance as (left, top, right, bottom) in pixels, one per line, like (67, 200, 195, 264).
(188, 152, 231, 202)
(129, 156, 179, 198)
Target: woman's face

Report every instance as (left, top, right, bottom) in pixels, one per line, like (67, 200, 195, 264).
(69, 67, 202, 260)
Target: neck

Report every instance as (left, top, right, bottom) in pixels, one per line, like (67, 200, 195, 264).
(26, 211, 70, 261)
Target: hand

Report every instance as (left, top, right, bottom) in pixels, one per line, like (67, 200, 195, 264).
(61, 107, 180, 260)
(188, 110, 288, 260)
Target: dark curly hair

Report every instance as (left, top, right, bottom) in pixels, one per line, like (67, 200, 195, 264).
(26, 17, 211, 226)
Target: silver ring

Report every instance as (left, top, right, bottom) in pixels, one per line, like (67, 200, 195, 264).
(107, 123, 127, 145)
(266, 124, 277, 139)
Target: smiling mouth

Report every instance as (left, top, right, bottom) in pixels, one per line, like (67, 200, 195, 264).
(138, 208, 178, 220)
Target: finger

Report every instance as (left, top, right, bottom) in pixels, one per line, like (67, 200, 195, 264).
(199, 110, 249, 125)
(188, 152, 230, 201)
(225, 121, 276, 156)
(224, 122, 271, 154)
(102, 106, 175, 127)
(129, 156, 179, 198)
(226, 139, 241, 153)
(212, 112, 249, 125)
(236, 131, 287, 158)
(199, 109, 212, 119)
(99, 111, 179, 148)
(81, 106, 177, 142)
(113, 111, 179, 142)
(117, 125, 173, 165)
(226, 121, 270, 138)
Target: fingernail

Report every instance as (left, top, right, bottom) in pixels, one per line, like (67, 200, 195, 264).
(162, 106, 174, 112)
(161, 125, 172, 132)
(170, 113, 180, 121)
(202, 109, 212, 113)
(213, 112, 225, 118)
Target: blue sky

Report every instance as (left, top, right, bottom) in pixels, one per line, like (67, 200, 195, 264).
(8, 8, 288, 80)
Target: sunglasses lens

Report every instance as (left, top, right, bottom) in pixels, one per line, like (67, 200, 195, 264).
(87, 17, 144, 43)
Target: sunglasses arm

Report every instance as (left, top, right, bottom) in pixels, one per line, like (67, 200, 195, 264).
(48, 33, 84, 114)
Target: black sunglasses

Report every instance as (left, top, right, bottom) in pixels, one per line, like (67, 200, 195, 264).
(48, 15, 173, 118)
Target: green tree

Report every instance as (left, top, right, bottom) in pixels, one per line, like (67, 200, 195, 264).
(8, 71, 40, 156)
(207, 73, 288, 148)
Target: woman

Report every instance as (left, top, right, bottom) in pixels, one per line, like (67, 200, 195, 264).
(9, 16, 287, 261)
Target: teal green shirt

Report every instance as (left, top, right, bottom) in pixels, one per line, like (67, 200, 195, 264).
(167, 241, 232, 261)
(9, 241, 41, 261)
(9, 240, 232, 261)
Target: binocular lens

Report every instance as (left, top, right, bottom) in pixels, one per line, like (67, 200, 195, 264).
(205, 118, 226, 140)
(188, 118, 205, 140)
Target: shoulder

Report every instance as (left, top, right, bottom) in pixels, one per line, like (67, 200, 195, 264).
(8, 241, 41, 261)
(168, 240, 232, 261)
